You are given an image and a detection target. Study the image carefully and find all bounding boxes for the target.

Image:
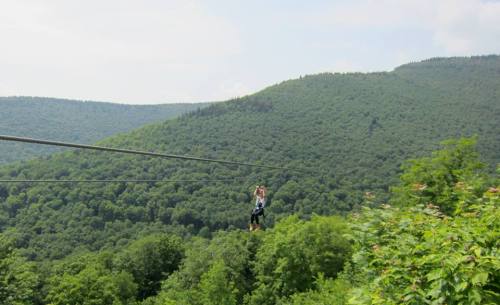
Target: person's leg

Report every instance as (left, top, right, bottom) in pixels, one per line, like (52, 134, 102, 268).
(255, 208, 263, 224)
(250, 210, 258, 231)
(256, 209, 264, 228)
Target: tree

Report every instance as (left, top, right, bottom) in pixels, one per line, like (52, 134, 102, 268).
(249, 215, 352, 305)
(46, 266, 137, 305)
(287, 275, 350, 305)
(199, 260, 238, 305)
(349, 187, 499, 304)
(149, 231, 261, 305)
(391, 137, 486, 214)
(0, 234, 39, 305)
(113, 234, 184, 299)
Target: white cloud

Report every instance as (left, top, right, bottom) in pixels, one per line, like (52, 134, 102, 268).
(304, 0, 431, 29)
(0, 0, 242, 103)
(1, 0, 241, 63)
(305, 0, 500, 55)
(433, 0, 500, 54)
(0, 0, 498, 104)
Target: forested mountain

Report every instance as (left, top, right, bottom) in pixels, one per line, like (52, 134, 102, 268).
(0, 56, 499, 260)
(0, 97, 208, 164)
(0, 55, 499, 305)
(2, 138, 498, 305)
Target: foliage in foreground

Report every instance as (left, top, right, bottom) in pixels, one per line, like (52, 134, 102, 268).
(391, 137, 487, 215)
(248, 215, 351, 305)
(349, 194, 499, 304)
(148, 215, 352, 305)
(44, 234, 184, 305)
(347, 139, 499, 304)
(279, 138, 499, 304)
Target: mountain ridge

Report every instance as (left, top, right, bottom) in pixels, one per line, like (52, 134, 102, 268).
(0, 97, 209, 164)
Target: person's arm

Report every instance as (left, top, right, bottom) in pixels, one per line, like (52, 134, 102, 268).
(253, 188, 258, 197)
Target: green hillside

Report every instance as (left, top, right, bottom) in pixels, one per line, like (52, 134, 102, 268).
(2, 139, 498, 305)
(0, 97, 208, 164)
(0, 56, 499, 262)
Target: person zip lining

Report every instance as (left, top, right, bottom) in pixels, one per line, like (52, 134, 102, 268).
(250, 185, 266, 231)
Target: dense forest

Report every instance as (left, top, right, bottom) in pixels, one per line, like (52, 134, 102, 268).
(0, 56, 498, 259)
(0, 56, 499, 304)
(1, 139, 498, 304)
(0, 97, 208, 164)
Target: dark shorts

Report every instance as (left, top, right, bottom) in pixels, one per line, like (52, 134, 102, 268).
(252, 208, 264, 216)
(251, 208, 264, 224)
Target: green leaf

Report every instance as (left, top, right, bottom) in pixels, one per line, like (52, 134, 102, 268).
(455, 281, 468, 292)
(426, 269, 443, 282)
(468, 288, 482, 304)
(471, 272, 488, 286)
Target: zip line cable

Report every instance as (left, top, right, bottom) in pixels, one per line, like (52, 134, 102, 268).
(0, 135, 302, 172)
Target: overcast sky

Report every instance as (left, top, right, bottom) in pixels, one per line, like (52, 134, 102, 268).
(1, 0, 499, 104)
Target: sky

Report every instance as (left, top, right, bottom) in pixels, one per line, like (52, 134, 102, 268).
(0, 0, 499, 104)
